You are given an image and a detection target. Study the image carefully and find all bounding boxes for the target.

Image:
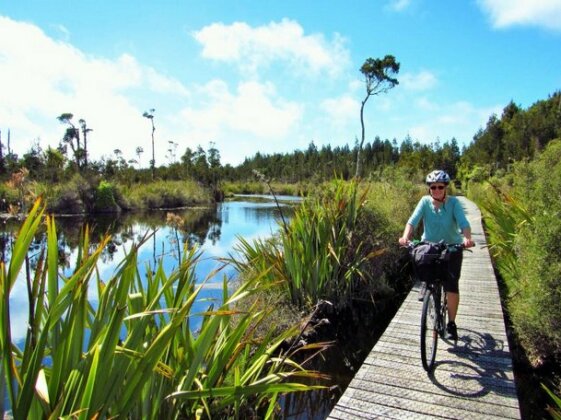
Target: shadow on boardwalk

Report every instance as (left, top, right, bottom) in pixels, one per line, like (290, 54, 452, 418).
(430, 329, 516, 400)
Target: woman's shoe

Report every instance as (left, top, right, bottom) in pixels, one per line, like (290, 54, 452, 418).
(446, 321, 458, 341)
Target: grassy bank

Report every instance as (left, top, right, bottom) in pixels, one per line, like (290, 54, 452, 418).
(1, 174, 214, 216)
(221, 180, 312, 197)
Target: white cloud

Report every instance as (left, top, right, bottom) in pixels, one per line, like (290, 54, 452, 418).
(169, 79, 303, 164)
(177, 80, 301, 138)
(0, 16, 345, 166)
(0, 16, 189, 164)
(477, 0, 561, 31)
(387, 0, 412, 12)
(193, 19, 350, 78)
(401, 70, 438, 91)
(408, 101, 501, 145)
(320, 95, 359, 125)
(415, 97, 438, 111)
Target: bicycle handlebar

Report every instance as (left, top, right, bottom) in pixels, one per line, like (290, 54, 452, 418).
(404, 240, 474, 253)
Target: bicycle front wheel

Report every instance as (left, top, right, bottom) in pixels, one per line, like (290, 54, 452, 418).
(439, 285, 448, 338)
(420, 290, 438, 372)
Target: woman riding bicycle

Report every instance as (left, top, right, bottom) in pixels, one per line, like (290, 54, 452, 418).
(398, 170, 474, 341)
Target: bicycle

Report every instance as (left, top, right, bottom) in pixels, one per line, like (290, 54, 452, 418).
(407, 241, 466, 372)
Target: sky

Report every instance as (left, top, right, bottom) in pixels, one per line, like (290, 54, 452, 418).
(1, 0, 560, 167)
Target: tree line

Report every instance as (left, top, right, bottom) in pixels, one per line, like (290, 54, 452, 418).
(459, 91, 561, 181)
(1, 91, 559, 190)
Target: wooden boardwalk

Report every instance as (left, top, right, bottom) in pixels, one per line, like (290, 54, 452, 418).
(328, 197, 521, 419)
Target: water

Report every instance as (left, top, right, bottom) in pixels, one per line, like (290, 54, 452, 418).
(5, 196, 295, 346)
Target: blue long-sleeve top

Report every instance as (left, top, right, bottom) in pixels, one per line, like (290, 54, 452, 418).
(407, 195, 471, 244)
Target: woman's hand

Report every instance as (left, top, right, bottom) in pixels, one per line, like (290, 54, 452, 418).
(398, 237, 409, 246)
(463, 237, 475, 248)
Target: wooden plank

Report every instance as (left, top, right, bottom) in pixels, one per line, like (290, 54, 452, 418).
(327, 197, 521, 419)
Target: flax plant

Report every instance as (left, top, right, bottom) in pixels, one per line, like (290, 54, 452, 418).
(1, 198, 324, 419)
(231, 180, 374, 308)
(543, 383, 561, 420)
(471, 182, 533, 288)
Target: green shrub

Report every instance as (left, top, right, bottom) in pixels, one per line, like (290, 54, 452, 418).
(231, 179, 406, 309)
(510, 140, 561, 363)
(94, 180, 120, 213)
(0, 183, 19, 209)
(43, 174, 96, 214)
(124, 180, 213, 209)
(361, 176, 422, 289)
(472, 140, 561, 365)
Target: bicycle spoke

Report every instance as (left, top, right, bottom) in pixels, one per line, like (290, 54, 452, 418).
(440, 286, 448, 337)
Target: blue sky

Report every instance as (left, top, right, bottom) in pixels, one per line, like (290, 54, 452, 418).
(1, 0, 560, 166)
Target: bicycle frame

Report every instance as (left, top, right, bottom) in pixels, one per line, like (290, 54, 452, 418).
(408, 241, 464, 372)
(427, 278, 447, 337)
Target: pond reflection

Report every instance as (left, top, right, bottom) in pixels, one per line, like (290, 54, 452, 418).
(5, 197, 296, 346)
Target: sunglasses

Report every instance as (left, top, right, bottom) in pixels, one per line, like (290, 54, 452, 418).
(430, 185, 446, 190)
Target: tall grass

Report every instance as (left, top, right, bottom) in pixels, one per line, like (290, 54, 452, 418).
(1, 198, 325, 419)
(468, 141, 561, 417)
(230, 180, 385, 308)
(469, 182, 533, 286)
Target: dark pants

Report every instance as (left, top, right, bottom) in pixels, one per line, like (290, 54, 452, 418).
(442, 251, 463, 293)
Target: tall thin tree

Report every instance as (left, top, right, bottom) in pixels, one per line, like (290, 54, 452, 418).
(0, 129, 4, 173)
(135, 146, 144, 168)
(355, 55, 400, 178)
(143, 109, 156, 180)
(79, 119, 92, 168)
(57, 113, 83, 169)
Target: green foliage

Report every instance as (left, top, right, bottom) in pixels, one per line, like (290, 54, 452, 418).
(42, 173, 95, 214)
(222, 181, 309, 197)
(461, 91, 561, 175)
(509, 140, 561, 363)
(233, 137, 461, 185)
(470, 140, 561, 365)
(222, 181, 267, 195)
(94, 180, 120, 213)
(356, 55, 400, 177)
(230, 179, 406, 309)
(1, 199, 324, 418)
(542, 383, 561, 420)
(473, 183, 531, 285)
(124, 180, 213, 209)
(365, 166, 425, 228)
(10, 177, 212, 215)
(0, 181, 19, 205)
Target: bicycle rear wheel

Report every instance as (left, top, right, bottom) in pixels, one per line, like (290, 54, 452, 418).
(420, 290, 438, 372)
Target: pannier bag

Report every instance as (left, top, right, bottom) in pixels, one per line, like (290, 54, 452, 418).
(410, 241, 448, 283)
(410, 241, 447, 265)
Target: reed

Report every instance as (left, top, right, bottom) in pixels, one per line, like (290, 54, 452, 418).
(230, 180, 376, 308)
(1, 198, 324, 419)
